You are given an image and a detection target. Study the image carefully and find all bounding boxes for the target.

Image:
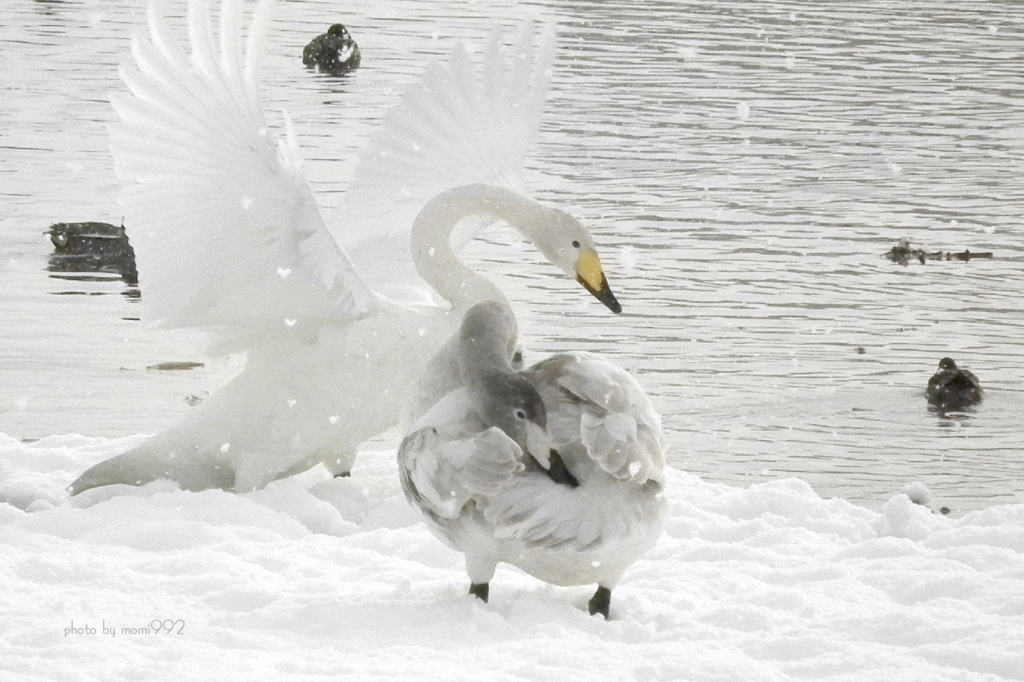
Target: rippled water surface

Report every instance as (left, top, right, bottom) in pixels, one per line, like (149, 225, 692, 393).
(2, 0, 1022, 513)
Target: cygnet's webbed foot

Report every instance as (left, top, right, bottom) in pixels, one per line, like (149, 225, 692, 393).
(333, 471, 351, 478)
(469, 582, 490, 603)
(544, 450, 579, 488)
(588, 586, 611, 618)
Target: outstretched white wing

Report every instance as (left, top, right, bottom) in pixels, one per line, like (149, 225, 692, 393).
(109, 0, 376, 339)
(336, 22, 557, 303)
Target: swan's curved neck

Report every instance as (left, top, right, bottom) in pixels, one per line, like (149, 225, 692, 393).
(459, 300, 519, 382)
(410, 184, 549, 311)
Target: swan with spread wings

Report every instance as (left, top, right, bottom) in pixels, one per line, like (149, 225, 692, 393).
(70, 0, 619, 495)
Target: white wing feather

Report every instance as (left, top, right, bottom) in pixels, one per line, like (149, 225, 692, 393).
(481, 472, 658, 552)
(109, 0, 376, 338)
(399, 388, 526, 521)
(401, 427, 525, 521)
(525, 352, 665, 483)
(336, 22, 556, 303)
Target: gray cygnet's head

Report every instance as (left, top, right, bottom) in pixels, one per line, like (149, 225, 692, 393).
(473, 368, 548, 460)
(460, 301, 550, 461)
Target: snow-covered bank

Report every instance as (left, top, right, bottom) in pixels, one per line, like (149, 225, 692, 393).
(2, 434, 1022, 681)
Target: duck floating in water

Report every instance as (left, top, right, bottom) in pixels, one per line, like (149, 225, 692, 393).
(885, 238, 992, 266)
(303, 23, 361, 75)
(46, 221, 137, 284)
(70, 1, 617, 496)
(399, 301, 666, 618)
(926, 357, 983, 412)
(885, 238, 929, 265)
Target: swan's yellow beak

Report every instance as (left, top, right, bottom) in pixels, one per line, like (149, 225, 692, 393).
(576, 249, 621, 314)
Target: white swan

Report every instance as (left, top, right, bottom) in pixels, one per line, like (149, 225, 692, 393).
(70, 0, 620, 495)
(399, 301, 666, 617)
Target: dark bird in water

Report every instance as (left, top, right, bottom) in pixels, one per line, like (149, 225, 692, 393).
(46, 221, 138, 284)
(926, 358, 983, 412)
(302, 24, 361, 75)
(885, 238, 926, 265)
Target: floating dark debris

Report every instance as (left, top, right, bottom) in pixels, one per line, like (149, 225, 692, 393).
(303, 24, 361, 75)
(885, 238, 993, 266)
(946, 249, 993, 262)
(146, 361, 205, 371)
(46, 221, 138, 285)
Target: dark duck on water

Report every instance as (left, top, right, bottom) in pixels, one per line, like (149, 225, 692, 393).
(302, 24, 361, 75)
(926, 358, 983, 412)
(46, 221, 138, 284)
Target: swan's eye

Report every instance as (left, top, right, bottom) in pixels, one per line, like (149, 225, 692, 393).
(515, 409, 526, 420)
(572, 240, 580, 248)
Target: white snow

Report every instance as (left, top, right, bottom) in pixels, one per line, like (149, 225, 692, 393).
(1, 433, 1022, 681)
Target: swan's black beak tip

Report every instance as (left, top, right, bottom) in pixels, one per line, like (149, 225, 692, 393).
(602, 291, 623, 314)
(579, 274, 622, 314)
(575, 249, 622, 314)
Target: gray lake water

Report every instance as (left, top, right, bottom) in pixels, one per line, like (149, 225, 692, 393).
(2, 0, 1022, 513)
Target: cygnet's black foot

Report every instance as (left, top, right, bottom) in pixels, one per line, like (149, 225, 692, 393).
(333, 471, 351, 478)
(545, 450, 579, 488)
(469, 582, 489, 603)
(588, 586, 611, 618)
